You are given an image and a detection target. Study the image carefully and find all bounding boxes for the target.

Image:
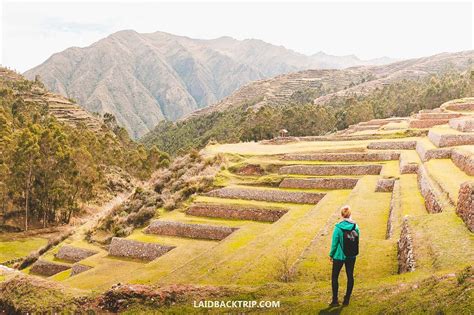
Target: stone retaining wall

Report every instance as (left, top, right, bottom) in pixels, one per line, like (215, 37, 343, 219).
(186, 203, 288, 222)
(70, 264, 92, 276)
(359, 119, 392, 126)
(415, 141, 452, 162)
(399, 154, 419, 174)
(375, 179, 396, 192)
(449, 117, 474, 132)
(417, 166, 442, 213)
(451, 150, 474, 176)
(397, 218, 416, 273)
(386, 180, 400, 239)
(234, 164, 265, 176)
(279, 177, 358, 189)
(281, 152, 400, 162)
(55, 245, 98, 263)
(456, 182, 473, 232)
(428, 130, 474, 147)
(408, 119, 449, 129)
(207, 187, 325, 204)
(442, 102, 474, 111)
(367, 141, 417, 150)
(108, 238, 175, 261)
(145, 220, 238, 240)
(279, 164, 382, 176)
(415, 112, 462, 120)
(30, 260, 70, 277)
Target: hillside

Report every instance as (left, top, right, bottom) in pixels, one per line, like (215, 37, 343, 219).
(142, 51, 473, 155)
(0, 67, 169, 232)
(24, 30, 395, 138)
(1, 97, 473, 313)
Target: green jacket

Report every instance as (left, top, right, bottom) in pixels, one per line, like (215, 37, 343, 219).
(329, 219, 360, 261)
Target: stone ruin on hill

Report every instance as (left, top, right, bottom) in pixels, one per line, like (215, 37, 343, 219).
(279, 164, 382, 176)
(281, 152, 400, 162)
(456, 182, 474, 232)
(108, 238, 175, 261)
(428, 130, 474, 147)
(397, 218, 416, 273)
(55, 245, 98, 263)
(279, 177, 358, 189)
(417, 167, 443, 214)
(375, 179, 396, 192)
(186, 203, 288, 222)
(70, 264, 93, 276)
(30, 260, 70, 277)
(367, 141, 417, 150)
(145, 221, 238, 241)
(207, 187, 325, 204)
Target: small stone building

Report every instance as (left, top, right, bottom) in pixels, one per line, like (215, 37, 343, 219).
(279, 129, 289, 138)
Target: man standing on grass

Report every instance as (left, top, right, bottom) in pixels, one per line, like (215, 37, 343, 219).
(329, 205, 360, 307)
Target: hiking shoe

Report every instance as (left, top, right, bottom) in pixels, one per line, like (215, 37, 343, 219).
(342, 296, 350, 306)
(329, 300, 340, 307)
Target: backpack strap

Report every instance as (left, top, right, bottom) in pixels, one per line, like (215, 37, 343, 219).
(351, 223, 356, 231)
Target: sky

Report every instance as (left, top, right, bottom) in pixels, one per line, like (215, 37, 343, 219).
(1, 0, 472, 72)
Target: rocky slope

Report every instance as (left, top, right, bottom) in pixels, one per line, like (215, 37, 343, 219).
(186, 50, 473, 118)
(24, 30, 395, 138)
(142, 50, 472, 155)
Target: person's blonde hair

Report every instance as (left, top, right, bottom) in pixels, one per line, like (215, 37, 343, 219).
(341, 205, 351, 218)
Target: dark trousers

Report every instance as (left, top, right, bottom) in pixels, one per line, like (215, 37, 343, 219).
(331, 257, 356, 302)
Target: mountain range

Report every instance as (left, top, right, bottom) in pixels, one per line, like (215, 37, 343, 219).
(24, 30, 395, 138)
(141, 50, 473, 155)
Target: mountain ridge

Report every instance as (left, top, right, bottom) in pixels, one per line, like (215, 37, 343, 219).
(25, 30, 397, 138)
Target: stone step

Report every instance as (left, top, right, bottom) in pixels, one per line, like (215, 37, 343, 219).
(451, 149, 474, 176)
(399, 151, 420, 174)
(207, 187, 325, 204)
(415, 112, 462, 120)
(70, 263, 93, 276)
(408, 119, 449, 129)
(415, 140, 452, 162)
(281, 152, 399, 162)
(367, 141, 417, 150)
(428, 129, 474, 147)
(145, 220, 238, 240)
(442, 102, 474, 112)
(55, 245, 98, 263)
(456, 182, 473, 232)
(449, 117, 474, 132)
(279, 177, 358, 189)
(397, 218, 416, 273)
(186, 203, 288, 222)
(279, 164, 382, 176)
(108, 237, 175, 261)
(417, 165, 454, 213)
(30, 259, 70, 277)
(375, 179, 396, 192)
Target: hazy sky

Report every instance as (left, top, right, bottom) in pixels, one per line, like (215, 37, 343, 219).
(1, 0, 472, 72)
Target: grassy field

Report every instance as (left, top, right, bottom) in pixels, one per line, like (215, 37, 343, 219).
(1, 123, 473, 313)
(0, 236, 47, 263)
(425, 159, 474, 204)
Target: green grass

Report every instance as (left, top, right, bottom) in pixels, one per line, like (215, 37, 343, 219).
(0, 237, 48, 263)
(425, 159, 474, 204)
(50, 269, 72, 281)
(399, 174, 427, 217)
(297, 176, 397, 284)
(3, 128, 474, 312)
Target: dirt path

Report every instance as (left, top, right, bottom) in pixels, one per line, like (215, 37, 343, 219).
(67, 190, 135, 242)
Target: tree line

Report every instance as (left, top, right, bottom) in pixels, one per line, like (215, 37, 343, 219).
(0, 76, 169, 230)
(142, 71, 471, 155)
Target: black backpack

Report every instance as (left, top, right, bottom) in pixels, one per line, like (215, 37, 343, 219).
(343, 224, 359, 257)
